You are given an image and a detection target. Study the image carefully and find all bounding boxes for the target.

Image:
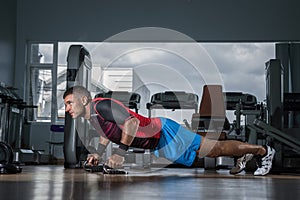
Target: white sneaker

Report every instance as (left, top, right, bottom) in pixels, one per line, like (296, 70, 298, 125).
(254, 145, 275, 176)
(230, 154, 254, 175)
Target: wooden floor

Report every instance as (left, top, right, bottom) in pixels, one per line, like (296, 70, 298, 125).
(0, 165, 300, 200)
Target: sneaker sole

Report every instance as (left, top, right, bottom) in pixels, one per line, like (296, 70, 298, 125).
(229, 168, 244, 175)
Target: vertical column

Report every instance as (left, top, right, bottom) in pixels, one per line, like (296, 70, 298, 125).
(276, 43, 291, 93)
(265, 59, 283, 130)
(276, 43, 292, 128)
(290, 44, 300, 127)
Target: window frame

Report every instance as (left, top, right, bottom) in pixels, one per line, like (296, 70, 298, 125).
(26, 41, 59, 123)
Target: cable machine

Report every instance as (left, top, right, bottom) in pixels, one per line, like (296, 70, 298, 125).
(64, 45, 92, 168)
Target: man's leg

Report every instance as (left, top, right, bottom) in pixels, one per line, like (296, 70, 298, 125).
(230, 153, 254, 175)
(197, 138, 275, 176)
(197, 138, 266, 158)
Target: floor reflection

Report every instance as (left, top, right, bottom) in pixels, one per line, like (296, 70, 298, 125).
(0, 166, 299, 200)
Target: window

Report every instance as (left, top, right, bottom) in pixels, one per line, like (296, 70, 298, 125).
(30, 43, 54, 64)
(27, 41, 274, 124)
(30, 68, 52, 119)
(27, 42, 58, 122)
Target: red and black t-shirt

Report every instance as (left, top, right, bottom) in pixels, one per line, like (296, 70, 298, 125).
(89, 98, 162, 149)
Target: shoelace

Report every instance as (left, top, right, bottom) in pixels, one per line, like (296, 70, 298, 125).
(256, 150, 272, 168)
(261, 154, 272, 166)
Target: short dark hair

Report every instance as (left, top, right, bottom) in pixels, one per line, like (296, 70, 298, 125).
(63, 86, 92, 100)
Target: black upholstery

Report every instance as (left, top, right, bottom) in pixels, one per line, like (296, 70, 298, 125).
(224, 92, 257, 110)
(95, 91, 141, 113)
(283, 93, 300, 111)
(146, 91, 198, 117)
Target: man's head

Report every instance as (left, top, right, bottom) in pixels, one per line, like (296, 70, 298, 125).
(63, 86, 92, 119)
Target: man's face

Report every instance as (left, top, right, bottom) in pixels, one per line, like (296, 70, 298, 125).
(64, 94, 86, 119)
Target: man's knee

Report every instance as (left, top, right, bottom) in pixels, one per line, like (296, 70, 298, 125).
(205, 141, 224, 158)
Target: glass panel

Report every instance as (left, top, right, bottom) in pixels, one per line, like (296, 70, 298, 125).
(57, 42, 275, 123)
(30, 43, 54, 64)
(30, 68, 52, 121)
(57, 64, 67, 119)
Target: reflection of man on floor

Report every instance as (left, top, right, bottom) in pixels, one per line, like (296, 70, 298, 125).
(63, 86, 275, 176)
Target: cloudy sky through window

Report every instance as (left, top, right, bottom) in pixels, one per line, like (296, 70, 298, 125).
(60, 42, 274, 102)
(58, 42, 275, 122)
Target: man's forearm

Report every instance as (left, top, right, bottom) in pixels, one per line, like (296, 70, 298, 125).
(106, 117, 140, 168)
(99, 136, 110, 146)
(115, 117, 140, 157)
(96, 136, 110, 156)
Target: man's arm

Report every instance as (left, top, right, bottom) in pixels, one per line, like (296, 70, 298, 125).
(97, 135, 110, 156)
(121, 117, 140, 146)
(87, 135, 110, 166)
(106, 117, 140, 168)
(99, 135, 110, 147)
(94, 99, 140, 168)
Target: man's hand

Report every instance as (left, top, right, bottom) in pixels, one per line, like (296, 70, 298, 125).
(106, 154, 125, 168)
(86, 153, 101, 166)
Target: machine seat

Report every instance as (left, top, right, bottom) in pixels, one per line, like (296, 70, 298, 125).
(95, 91, 141, 113)
(146, 91, 198, 117)
(191, 85, 228, 140)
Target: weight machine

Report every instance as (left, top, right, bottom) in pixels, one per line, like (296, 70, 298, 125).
(226, 52, 300, 173)
(64, 45, 92, 168)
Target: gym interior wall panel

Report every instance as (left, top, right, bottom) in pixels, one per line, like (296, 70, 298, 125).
(0, 0, 17, 86)
(16, 0, 300, 42)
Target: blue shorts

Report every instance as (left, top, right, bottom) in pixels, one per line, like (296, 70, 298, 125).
(154, 117, 201, 166)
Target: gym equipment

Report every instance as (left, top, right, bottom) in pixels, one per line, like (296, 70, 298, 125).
(225, 92, 258, 110)
(0, 141, 22, 174)
(263, 57, 300, 172)
(251, 119, 300, 153)
(0, 85, 22, 146)
(64, 45, 92, 168)
(0, 141, 13, 164)
(191, 85, 227, 136)
(224, 91, 263, 141)
(95, 91, 141, 113)
(226, 56, 300, 173)
(249, 119, 300, 172)
(83, 162, 128, 174)
(146, 91, 198, 117)
(0, 84, 37, 164)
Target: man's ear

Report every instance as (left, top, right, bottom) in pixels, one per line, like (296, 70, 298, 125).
(81, 96, 89, 106)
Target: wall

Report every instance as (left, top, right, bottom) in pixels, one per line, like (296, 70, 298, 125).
(16, 0, 300, 42)
(14, 0, 300, 97)
(0, 0, 16, 86)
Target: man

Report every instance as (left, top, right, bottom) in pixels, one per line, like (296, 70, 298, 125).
(63, 86, 275, 176)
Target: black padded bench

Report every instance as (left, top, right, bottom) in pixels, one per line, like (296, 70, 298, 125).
(146, 91, 199, 117)
(95, 91, 141, 113)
